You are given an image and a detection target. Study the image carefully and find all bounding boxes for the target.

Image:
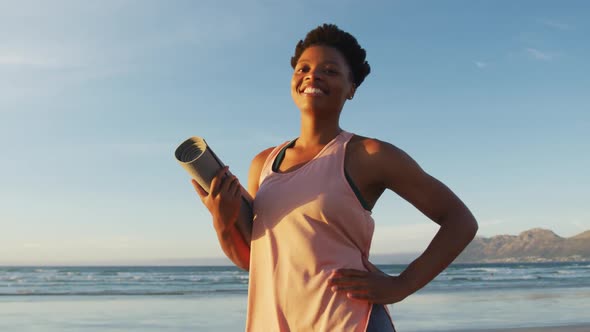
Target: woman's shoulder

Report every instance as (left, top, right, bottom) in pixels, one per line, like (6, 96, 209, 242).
(348, 133, 426, 188)
(247, 146, 277, 197)
(251, 146, 276, 167)
(347, 133, 420, 178)
(348, 134, 405, 157)
(250, 136, 296, 166)
(345, 134, 419, 195)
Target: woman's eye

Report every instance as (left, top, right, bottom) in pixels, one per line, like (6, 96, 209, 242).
(294, 66, 338, 74)
(296, 66, 309, 73)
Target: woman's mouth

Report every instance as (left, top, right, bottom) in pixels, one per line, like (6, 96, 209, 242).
(301, 86, 327, 96)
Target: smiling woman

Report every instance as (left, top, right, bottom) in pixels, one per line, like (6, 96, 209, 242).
(192, 23, 478, 332)
(291, 45, 356, 121)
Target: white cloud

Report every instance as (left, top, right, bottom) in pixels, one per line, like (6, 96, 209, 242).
(474, 61, 488, 69)
(526, 48, 553, 61)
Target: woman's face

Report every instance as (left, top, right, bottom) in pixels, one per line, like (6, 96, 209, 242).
(291, 45, 355, 116)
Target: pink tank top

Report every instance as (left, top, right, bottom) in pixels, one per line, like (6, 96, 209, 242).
(246, 131, 378, 331)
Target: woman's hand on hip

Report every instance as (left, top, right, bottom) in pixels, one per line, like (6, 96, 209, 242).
(329, 265, 413, 305)
(192, 166, 242, 234)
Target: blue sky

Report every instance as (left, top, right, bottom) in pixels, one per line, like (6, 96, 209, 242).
(1, 1, 588, 265)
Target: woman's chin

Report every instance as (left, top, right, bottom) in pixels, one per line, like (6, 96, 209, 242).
(298, 101, 342, 115)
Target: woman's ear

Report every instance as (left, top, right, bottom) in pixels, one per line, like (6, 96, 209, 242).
(348, 84, 356, 100)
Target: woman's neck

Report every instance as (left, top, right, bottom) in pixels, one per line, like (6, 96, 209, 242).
(297, 112, 342, 148)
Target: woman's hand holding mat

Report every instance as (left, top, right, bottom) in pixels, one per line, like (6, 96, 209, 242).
(176, 137, 253, 270)
(192, 166, 242, 236)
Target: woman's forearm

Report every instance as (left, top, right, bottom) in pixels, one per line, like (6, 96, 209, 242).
(399, 210, 478, 294)
(214, 218, 251, 270)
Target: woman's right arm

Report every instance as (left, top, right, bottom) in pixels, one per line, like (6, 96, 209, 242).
(192, 147, 273, 271)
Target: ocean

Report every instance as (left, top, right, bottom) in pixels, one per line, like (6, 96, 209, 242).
(1, 262, 589, 331)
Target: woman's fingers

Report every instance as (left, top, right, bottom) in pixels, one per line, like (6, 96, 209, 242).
(192, 179, 207, 198)
(330, 278, 369, 290)
(331, 284, 367, 291)
(193, 166, 240, 203)
(330, 271, 369, 290)
(223, 174, 242, 200)
(330, 269, 369, 283)
(231, 177, 242, 198)
(329, 269, 407, 304)
(220, 174, 237, 194)
(334, 269, 368, 277)
(209, 166, 229, 197)
(331, 279, 375, 301)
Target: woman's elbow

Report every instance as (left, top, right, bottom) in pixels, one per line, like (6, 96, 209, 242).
(460, 211, 478, 240)
(466, 217, 479, 239)
(447, 208, 478, 240)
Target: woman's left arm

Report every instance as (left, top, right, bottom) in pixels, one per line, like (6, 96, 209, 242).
(330, 140, 478, 303)
(390, 164, 479, 297)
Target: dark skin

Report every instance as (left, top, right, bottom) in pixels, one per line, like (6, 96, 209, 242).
(193, 167, 250, 270)
(193, 45, 478, 304)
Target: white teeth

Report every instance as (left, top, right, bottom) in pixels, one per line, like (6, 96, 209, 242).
(303, 87, 325, 94)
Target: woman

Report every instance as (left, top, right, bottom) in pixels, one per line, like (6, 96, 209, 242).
(193, 24, 478, 332)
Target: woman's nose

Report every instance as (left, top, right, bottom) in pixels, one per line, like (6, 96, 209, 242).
(305, 68, 323, 81)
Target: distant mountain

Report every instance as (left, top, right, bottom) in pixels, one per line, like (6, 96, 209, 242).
(456, 228, 590, 263)
(572, 230, 590, 240)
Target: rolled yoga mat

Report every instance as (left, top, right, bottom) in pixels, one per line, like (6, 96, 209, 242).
(175, 137, 253, 239)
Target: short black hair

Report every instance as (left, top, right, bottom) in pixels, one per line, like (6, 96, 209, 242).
(291, 24, 370, 88)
